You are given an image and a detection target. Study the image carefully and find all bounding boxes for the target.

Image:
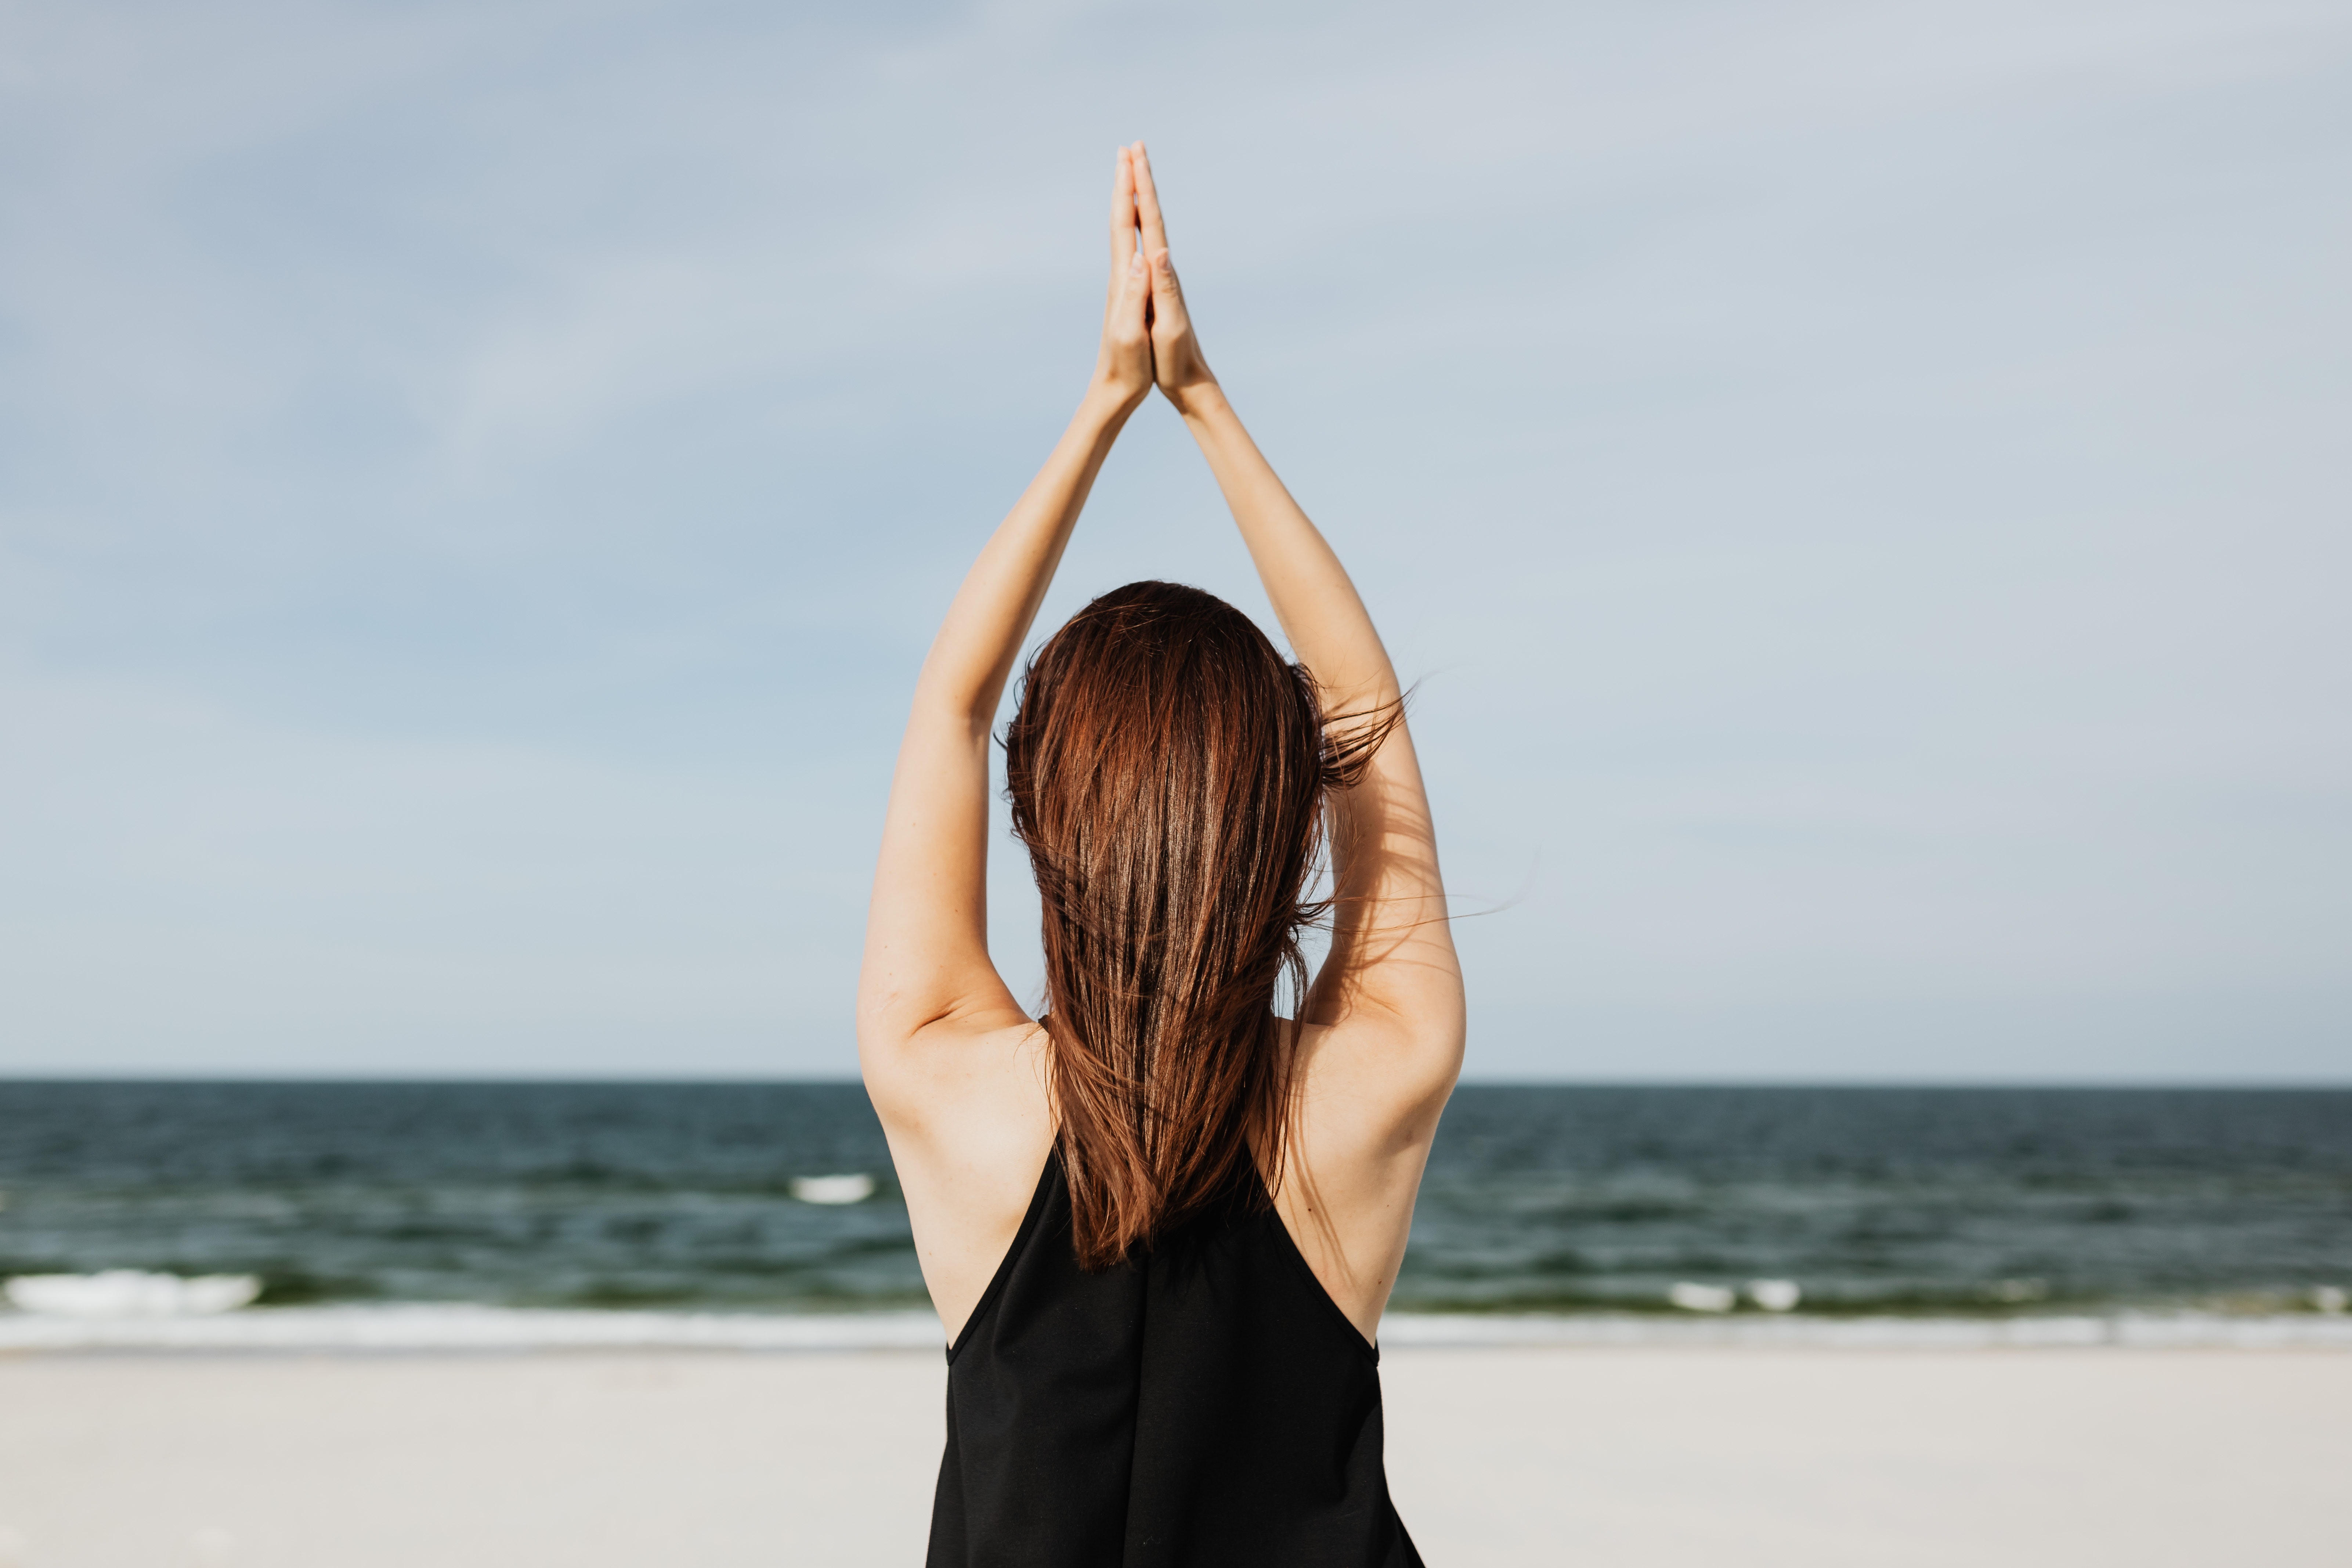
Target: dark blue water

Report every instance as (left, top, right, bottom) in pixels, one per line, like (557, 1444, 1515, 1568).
(0, 1083, 2346, 1316)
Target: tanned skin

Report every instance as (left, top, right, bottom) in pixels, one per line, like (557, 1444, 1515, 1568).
(856, 144, 1464, 1345)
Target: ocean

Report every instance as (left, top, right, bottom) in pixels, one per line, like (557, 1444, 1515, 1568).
(2, 1082, 2346, 1348)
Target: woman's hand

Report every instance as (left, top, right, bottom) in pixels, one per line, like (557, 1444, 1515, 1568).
(1093, 147, 1156, 414)
(1130, 145, 1220, 415)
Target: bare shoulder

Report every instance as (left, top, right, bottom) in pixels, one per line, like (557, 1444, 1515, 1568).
(861, 1015, 1057, 1344)
(1270, 1011, 1463, 1341)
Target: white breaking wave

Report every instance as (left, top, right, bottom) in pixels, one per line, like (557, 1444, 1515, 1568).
(4, 1270, 261, 1319)
(789, 1173, 877, 1204)
(1665, 1282, 1736, 1313)
(0, 1301, 2350, 1352)
(1376, 1312, 2352, 1350)
(0, 1303, 949, 1352)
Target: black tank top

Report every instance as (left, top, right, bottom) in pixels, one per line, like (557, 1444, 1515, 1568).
(927, 1148, 1425, 1567)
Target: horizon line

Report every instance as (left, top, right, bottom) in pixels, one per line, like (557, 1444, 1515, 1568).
(1, 1073, 2348, 1092)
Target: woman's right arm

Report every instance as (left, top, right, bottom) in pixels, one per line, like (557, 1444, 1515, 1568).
(1131, 149, 1465, 1142)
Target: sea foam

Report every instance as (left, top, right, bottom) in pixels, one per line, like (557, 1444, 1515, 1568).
(4, 1270, 261, 1319)
(3, 1302, 2351, 1352)
(789, 1173, 877, 1204)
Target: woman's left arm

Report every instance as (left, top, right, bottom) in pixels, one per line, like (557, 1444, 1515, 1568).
(857, 148, 1157, 1091)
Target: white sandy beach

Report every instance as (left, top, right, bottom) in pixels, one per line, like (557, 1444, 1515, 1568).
(1, 1346, 2344, 1568)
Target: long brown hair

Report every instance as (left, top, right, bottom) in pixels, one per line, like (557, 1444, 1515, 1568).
(1004, 580, 1390, 1269)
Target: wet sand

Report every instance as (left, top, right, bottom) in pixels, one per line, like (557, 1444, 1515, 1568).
(0, 1347, 2344, 1567)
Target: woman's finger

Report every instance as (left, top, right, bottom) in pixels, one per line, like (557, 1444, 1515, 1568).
(1119, 245, 1150, 324)
(1132, 142, 1170, 259)
(1105, 243, 1153, 380)
(1148, 247, 1187, 329)
(1108, 146, 1138, 278)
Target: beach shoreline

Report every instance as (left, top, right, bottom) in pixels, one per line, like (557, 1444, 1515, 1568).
(5, 1303, 2350, 1354)
(3, 1344, 2346, 1568)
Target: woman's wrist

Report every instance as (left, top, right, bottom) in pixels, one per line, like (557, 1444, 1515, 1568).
(1080, 376, 1148, 430)
(1168, 376, 1231, 425)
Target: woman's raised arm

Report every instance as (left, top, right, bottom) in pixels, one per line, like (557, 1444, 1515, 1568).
(856, 149, 1157, 1087)
(1132, 147, 1465, 1138)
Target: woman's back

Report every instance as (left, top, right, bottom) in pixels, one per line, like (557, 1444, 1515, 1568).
(930, 1150, 1423, 1567)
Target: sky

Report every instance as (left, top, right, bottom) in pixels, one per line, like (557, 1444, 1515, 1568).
(2, 0, 2347, 1081)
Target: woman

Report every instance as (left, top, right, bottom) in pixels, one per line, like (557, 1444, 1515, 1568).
(858, 143, 1464, 1568)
